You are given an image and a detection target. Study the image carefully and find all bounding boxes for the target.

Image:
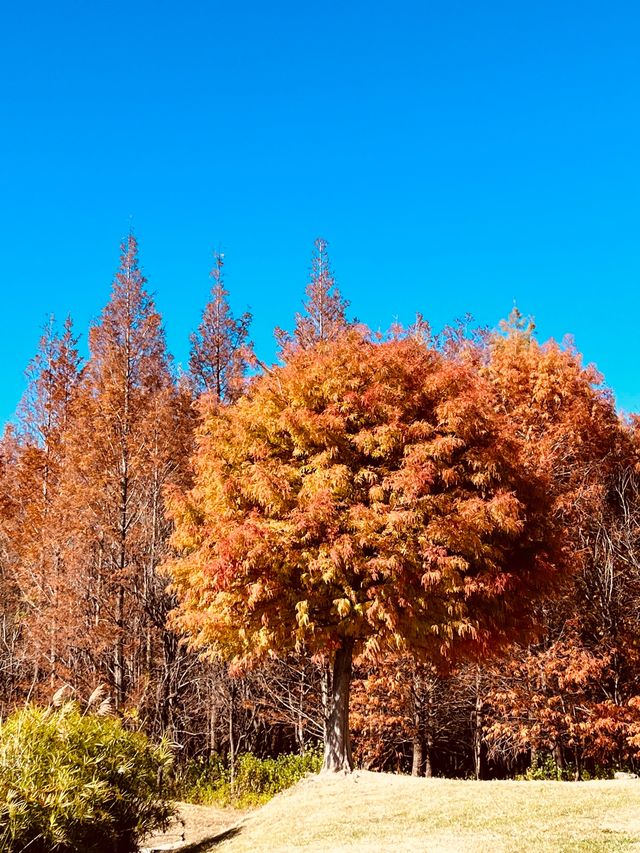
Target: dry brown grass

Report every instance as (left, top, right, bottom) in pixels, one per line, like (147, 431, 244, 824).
(144, 771, 640, 852)
(142, 802, 246, 852)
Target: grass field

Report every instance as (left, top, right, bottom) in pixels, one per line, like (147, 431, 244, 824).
(144, 771, 640, 853)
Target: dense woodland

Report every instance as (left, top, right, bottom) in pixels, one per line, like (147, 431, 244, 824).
(2, 234, 640, 780)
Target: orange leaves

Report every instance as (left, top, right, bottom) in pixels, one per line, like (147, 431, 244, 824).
(189, 251, 253, 402)
(166, 327, 561, 671)
(284, 238, 350, 351)
(484, 636, 622, 763)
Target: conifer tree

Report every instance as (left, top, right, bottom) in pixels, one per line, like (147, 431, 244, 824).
(59, 234, 181, 712)
(277, 238, 350, 351)
(166, 328, 562, 772)
(189, 252, 253, 402)
(0, 429, 26, 712)
(0, 317, 81, 691)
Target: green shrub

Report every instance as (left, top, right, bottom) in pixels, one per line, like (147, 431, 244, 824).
(175, 748, 322, 807)
(0, 702, 175, 853)
(518, 752, 564, 781)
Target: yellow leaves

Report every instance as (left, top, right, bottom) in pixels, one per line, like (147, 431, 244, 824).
(368, 484, 386, 504)
(299, 462, 351, 505)
(439, 466, 461, 488)
(362, 634, 382, 660)
(386, 509, 421, 534)
(355, 467, 379, 486)
(248, 580, 265, 608)
(295, 599, 310, 628)
(321, 564, 337, 585)
(487, 492, 524, 536)
(334, 598, 352, 618)
(455, 621, 478, 640)
(424, 434, 465, 462)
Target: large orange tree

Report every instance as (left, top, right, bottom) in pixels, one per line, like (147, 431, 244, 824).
(166, 329, 562, 771)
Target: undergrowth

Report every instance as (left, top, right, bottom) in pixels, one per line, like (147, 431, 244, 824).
(0, 700, 174, 853)
(174, 749, 322, 806)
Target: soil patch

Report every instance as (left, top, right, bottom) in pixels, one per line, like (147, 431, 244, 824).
(141, 802, 248, 852)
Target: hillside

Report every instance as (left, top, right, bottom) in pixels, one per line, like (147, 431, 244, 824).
(145, 772, 640, 853)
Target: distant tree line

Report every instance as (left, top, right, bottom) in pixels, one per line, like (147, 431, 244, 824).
(1, 234, 639, 780)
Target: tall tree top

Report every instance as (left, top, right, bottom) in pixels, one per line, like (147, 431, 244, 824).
(189, 252, 253, 402)
(278, 238, 349, 351)
(16, 315, 81, 448)
(88, 234, 171, 395)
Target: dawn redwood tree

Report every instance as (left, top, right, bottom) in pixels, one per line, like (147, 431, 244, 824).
(166, 328, 563, 772)
(0, 317, 81, 690)
(481, 310, 634, 776)
(351, 655, 449, 776)
(484, 309, 622, 520)
(277, 238, 349, 351)
(59, 235, 182, 711)
(189, 252, 253, 401)
(484, 634, 621, 777)
(0, 430, 26, 713)
(350, 656, 484, 777)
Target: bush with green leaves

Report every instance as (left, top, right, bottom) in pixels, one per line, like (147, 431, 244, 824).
(0, 701, 175, 853)
(176, 749, 322, 806)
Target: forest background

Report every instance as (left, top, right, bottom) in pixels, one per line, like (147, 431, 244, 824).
(2, 232, 640, 782)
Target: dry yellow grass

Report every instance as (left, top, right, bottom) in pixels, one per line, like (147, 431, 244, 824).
(145, 771, 640, 853)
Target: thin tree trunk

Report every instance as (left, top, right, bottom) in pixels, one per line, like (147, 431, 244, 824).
(411, 736, 424, 777)
(424, 736, 434, 778)
(114, 583, 124, 711)
(322, 637, 354, 773)
(473, 670, 484, 780)
(553, 743, 564, 777)
(229, 679, 236, 794)
(209, 671, 218, 758)
(297, 665, 306, 754)
(574, 748, 582, 782)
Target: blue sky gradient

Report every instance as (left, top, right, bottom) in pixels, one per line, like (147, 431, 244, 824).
(1, 0, 639, 423)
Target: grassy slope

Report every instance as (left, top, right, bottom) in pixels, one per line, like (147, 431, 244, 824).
(209, 771, 640, 853)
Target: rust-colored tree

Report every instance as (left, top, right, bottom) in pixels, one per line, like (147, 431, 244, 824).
(0, 429, 26, 713)
(189, 251, 253, 401)
(56, 235, 189, 719)
(480, 309, 634, 777)
(166, 328, 562, 772)
(351, 655, 447, 775)
(0, 317, 81, 694)
(484, 633, 635, 778)
(277, 238, 349, 351)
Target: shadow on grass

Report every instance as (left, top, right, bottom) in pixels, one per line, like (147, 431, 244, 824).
(176, 825, 243, 852)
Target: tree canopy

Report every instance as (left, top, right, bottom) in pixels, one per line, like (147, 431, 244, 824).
(166, 328, 563, 769)
(4, 234, 640, 782)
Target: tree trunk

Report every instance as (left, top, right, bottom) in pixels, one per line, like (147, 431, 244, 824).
(322, 637, 354, 772)
(411, 736, 423, 777)
(473, 670, 484, 780)
(424, 738, 434, 778)
(114, 582, 125, 711)
(320, 660, 331, 745)
(228, 683, 236, 794)
(553, 743, 564, 776)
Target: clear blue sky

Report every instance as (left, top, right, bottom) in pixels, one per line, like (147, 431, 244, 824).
(1, 0, 639, 425)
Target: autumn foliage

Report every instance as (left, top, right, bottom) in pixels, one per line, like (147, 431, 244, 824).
(2, 235, 640, 780)
(165, 328, 567, 769)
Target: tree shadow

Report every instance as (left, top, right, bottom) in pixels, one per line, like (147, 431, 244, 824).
(177, 825, 243, 852)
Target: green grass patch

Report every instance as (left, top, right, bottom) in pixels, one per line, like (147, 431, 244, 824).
(174, 749, 322, 807)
